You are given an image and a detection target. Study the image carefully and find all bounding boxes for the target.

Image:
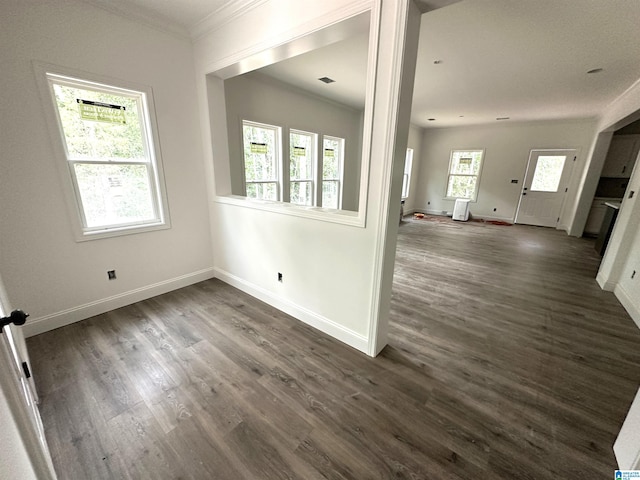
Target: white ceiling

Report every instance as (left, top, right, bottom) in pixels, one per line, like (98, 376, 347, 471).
(413, 0, 640, 127)
(81, 0, 640, 129)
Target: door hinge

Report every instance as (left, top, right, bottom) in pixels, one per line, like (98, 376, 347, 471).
(557, 217, 560, 222)
(565, 187, 568, 192)
(22, 362, 31, 379)
(573, 156, 577, 161)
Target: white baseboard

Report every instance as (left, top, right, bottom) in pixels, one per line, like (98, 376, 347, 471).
(407, 208, 514, 223)
(614, 283, 640, 330)
(23, 268, 216, 337)
(213, 267, 369, 354)
(470, 214, 514, 223)
(596, 272, 617, 291)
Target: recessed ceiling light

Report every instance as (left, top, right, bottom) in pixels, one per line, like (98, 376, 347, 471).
(428, 118, 436, 121)
(318, 77, 335, 84)
(587, 68, 603, 74)
(496, 117, 510, 120)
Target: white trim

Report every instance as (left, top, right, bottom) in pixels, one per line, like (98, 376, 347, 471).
(191, 0, 269, 40)
(366, 0, 418, 356)
(614, 283, 640, 330)
(410, 209, 515, 223)
(23, 268, 215, 337)
(214, 268, 369, 354)
(202, 1, 372, 76)
(215, 195, 362, 226)
(596, 271, 617, 291)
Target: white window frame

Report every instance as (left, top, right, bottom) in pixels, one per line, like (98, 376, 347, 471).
(289, 129, 317, 206)
(402, 148, 413, 199)
(40, 67, 170, 241)
(242, 120, 282, 201)
(445, 149, 485, 202)
(321, 135, 345, 209)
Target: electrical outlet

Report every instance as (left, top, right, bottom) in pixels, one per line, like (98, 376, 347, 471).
(277, 272, 283, 282)
(511, 179, 518, 184)
(107, 270, 116, 280)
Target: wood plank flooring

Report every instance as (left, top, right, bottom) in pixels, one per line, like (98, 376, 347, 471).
(27, 217, 640, 479)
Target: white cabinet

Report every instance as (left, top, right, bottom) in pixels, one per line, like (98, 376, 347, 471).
(601, 135, 640, 178)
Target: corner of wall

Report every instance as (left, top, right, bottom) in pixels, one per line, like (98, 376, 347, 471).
(213, 267, 369, 354)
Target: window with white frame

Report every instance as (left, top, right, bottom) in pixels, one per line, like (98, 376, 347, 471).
(322, 136, 344, 209)
(289, 129, 316, 206)
(402, 148, 413, 199)
(445, 149, 484, 201)
(242, 120, 280, 201)
(47, 73, 168, 237)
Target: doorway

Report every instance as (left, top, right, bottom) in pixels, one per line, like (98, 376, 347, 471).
(515, 149, 576, 227)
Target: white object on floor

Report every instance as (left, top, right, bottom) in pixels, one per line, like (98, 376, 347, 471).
(452, 198, 470, 221)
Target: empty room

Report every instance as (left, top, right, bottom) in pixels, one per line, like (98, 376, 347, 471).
(1, 0, 640, 479)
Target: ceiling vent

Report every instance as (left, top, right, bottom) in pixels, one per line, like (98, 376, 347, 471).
(318, 77, 335, 84)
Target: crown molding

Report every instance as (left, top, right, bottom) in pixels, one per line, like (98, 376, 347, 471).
(190, 0, 270, 40)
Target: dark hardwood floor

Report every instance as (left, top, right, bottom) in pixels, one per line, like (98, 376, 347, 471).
(27, 217, 640, 479)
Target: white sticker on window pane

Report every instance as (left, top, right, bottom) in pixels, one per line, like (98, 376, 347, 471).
(530, 156, 566, 192)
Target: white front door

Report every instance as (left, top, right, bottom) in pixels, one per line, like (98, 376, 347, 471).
(515, 150, 576, 227)
(0, 273, 57, 479)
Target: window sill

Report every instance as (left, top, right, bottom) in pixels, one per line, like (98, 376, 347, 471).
(443, 197, 478, 203)
(75, 221, 171, 242)
(215, 195, 365, 227)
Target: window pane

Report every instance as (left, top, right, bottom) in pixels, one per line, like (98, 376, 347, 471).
(74, 163, 154, 228)
(322, 180, 339, 209)
(323, 137, 343, 180)
(290, 180, 313, 206)
(52, 84, 144, 161)
(446, 175, 477, 199)
(243, 123, 277, 182)
(246, 182, 277, 201)
(450, 150, 482, 175)
(290, 131, 314, 181)
(530, 155, 566, 192)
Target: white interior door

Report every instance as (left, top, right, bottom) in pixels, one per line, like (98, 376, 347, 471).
(0, 273, 57, 479)
(515, 149, 576, 227)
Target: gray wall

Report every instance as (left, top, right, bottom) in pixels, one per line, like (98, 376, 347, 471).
(224, 72, 364, 211)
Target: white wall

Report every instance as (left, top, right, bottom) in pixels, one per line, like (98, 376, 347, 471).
(194, 0, 419, 354)
(0, 0, 213, 336)
(413, 120, 597, 225)
(224, 72, 363, 211)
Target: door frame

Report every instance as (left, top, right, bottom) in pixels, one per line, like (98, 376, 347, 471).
(515, 148, 577, 228)
(0, 274, 57, 479)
